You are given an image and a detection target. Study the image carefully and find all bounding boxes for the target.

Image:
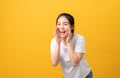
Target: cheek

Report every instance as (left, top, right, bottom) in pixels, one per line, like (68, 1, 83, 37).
(56, 26, 59, 28)
(64, 26, 69, 30)
(64, 26, 71, 30)
(56, 26, 61, 30)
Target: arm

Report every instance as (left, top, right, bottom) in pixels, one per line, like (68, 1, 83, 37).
(51, 27, 61, 66)
(66, 28, 84, 67)
(51, 43, 60, 66)
(67, 43, 84, 67)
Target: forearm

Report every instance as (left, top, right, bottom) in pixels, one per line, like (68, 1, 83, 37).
(51, 43, 60, 66)
(67, 43, 79, 66)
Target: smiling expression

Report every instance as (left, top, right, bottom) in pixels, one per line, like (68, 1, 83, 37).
(56, 16, 73, 38)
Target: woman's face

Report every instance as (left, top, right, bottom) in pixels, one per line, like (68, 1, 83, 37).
(57, 16, 72, 38)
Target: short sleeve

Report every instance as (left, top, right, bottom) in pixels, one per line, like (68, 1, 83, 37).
(74, 36, 86, 53)
(50, 38, 56, 53)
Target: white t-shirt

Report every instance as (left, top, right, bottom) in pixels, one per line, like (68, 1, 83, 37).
(50, 33, 91, 78)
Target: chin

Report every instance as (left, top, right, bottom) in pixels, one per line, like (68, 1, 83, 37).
(60, 35, 67, 38)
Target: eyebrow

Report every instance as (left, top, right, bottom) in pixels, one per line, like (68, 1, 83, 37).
(57, 22, 69, 23)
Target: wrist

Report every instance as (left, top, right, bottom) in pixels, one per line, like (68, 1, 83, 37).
(67, 42, 72, 46)
(56, 42, 60, 46)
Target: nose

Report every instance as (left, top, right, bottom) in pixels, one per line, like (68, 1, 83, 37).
(60, 24, 64, 29)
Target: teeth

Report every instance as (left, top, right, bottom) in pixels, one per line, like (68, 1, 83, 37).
(60, 31, 65, 33)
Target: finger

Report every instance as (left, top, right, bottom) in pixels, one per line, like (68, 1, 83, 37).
(57, 27, 60, 34)
(55, 27, 61, 38)
(68, 29, 72, 39)
(54, 27, 59, 37)
(68, 28, 71, 34)
(67, 29, 71, 38)
(54, 28, 57, 34)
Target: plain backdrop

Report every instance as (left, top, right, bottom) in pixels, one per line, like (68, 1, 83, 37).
(0, 0, 120, 78)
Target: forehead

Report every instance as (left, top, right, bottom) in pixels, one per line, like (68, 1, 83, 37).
(57, 16, 69, 23)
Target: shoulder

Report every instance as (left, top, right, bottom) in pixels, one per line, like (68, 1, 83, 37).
(51, 38, 56, 44)
(73, 33, 85, 41)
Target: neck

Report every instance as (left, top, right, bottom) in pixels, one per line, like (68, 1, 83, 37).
(61, 33, 74, 46)
(61, 37, 67, 46)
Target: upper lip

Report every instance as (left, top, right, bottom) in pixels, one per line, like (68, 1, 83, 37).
(59, 30, 66, 33)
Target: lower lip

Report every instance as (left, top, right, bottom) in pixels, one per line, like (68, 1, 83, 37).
(60, 33, 65, 35)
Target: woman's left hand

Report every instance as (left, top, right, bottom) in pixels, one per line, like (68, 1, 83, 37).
(66, 28, 73, 44)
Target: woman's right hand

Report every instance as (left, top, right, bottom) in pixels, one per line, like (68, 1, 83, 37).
(54, 27, 61, 44)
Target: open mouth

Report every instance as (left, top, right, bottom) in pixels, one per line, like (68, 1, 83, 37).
(59, 30, 66, 34)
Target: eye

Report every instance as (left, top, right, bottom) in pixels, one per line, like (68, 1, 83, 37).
(64, 23, 68, 25)
(57, 23, 60, 25)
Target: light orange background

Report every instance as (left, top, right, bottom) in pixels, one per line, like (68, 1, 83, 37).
(0, 0, 120, 78)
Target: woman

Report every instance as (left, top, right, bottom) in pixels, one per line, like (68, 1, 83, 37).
(50, 13, 92, 78)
